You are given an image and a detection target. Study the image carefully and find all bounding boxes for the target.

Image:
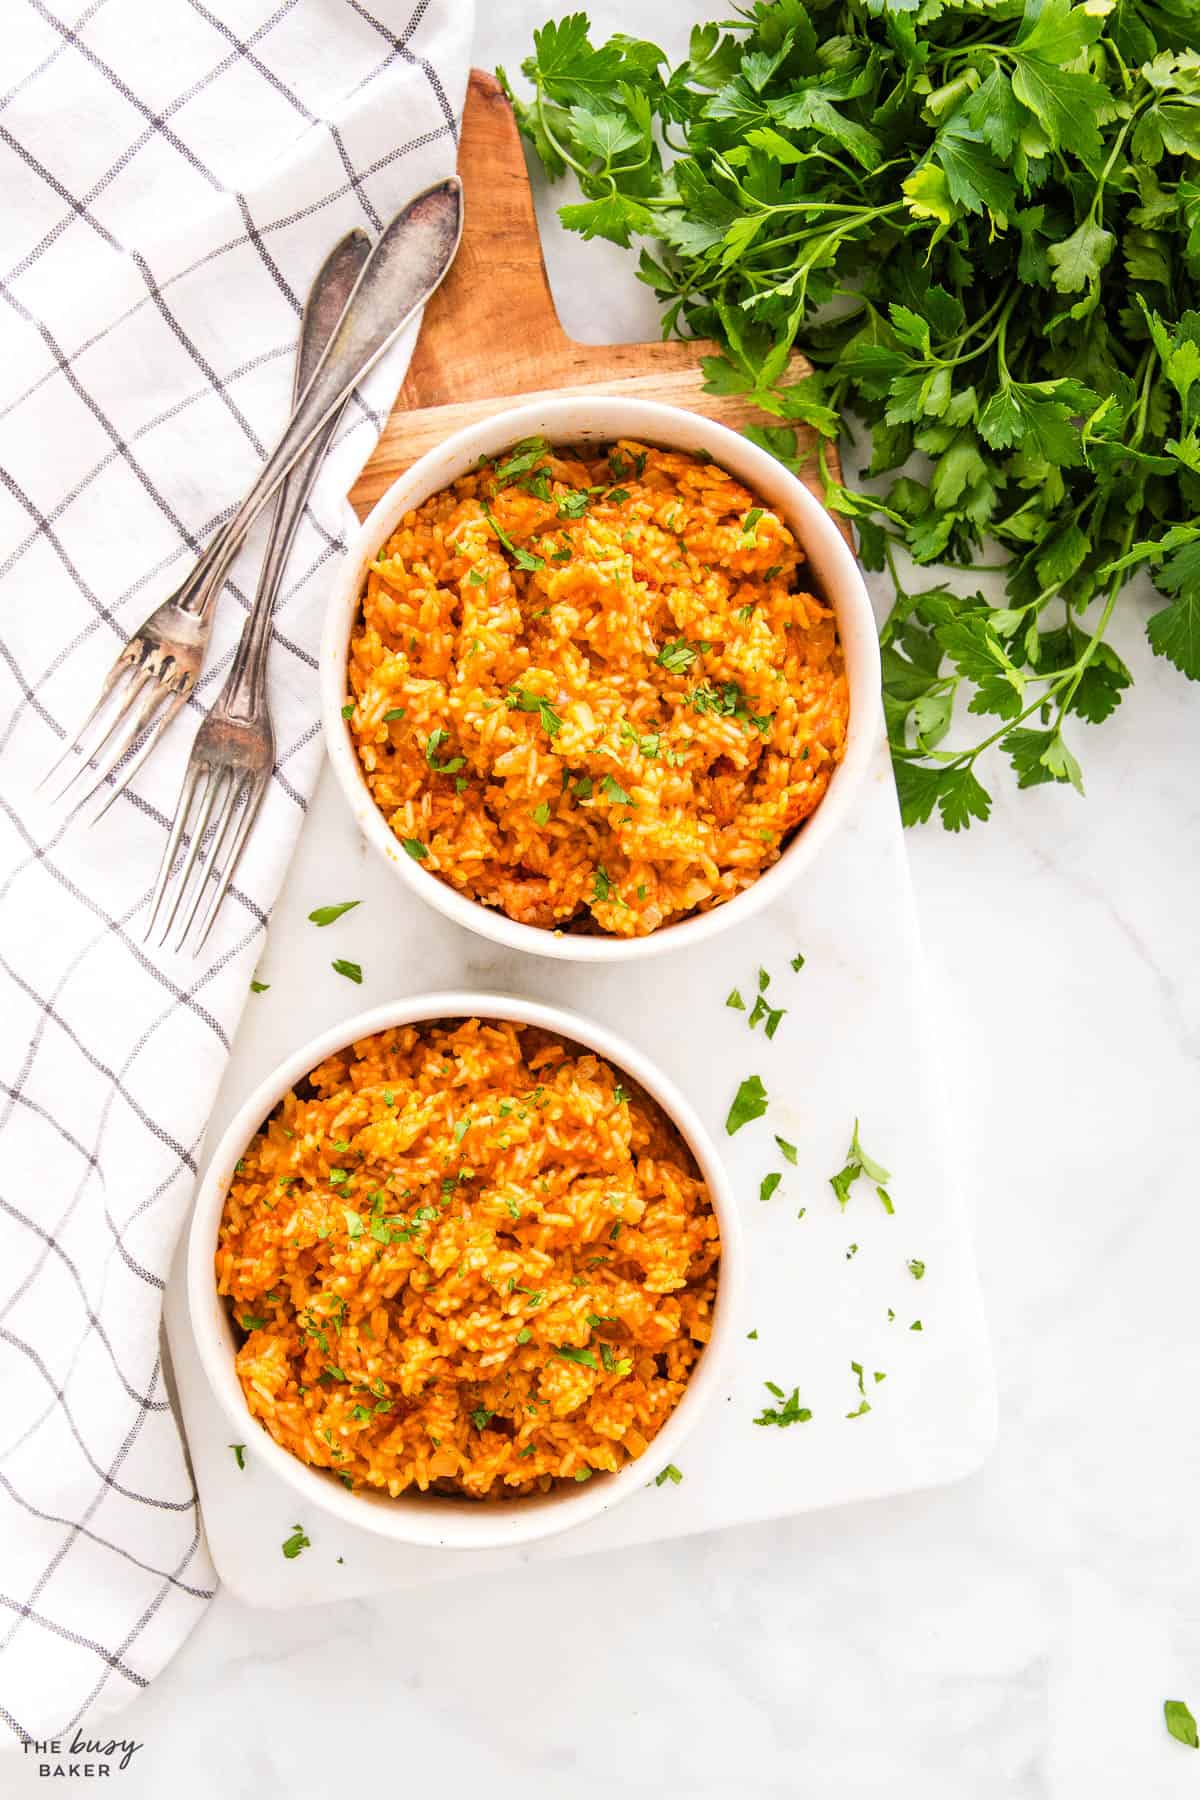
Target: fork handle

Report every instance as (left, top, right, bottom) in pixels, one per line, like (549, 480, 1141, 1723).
(219, 229, 372, 710)
(179, 176, 463, 618)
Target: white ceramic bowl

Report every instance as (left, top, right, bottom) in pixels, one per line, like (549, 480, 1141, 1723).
(187, 991, 742, 1551)
(321, 396, 880, 962)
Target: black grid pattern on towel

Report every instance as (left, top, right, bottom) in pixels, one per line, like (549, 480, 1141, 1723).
(0, 0, 462, 1743)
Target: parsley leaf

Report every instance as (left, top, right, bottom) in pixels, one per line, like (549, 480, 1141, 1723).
(281, 1524, 310, 1560)
(1165, 1700, 1199, 1749)
(308, 901, 360, 927)
(510, 5, 1200, 828)
(829, 1119, 892, 1209)
(726, 1074, 768, 1135)
(753, 1382, 812, 1428)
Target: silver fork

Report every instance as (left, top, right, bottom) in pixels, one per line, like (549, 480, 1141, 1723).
(142, 230, 370, 954)
(43, 176, 463, 817)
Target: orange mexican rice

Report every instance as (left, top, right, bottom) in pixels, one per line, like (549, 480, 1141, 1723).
(344, 437, 848, 936)
(216, 1018, 720, 1499)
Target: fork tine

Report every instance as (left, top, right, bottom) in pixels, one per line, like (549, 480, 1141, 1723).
(88, 688, 187, 825)
(62, 674, 170, 821)
(37, 652, 134, 791)
(189, 771, 269, 954)
(175, 770, 251, 952)
(143, 753, 207, 942)
(51, 661, 156, 805)
(156, 764, 227, 947)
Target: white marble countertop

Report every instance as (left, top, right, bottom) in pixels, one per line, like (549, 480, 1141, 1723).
(25, 4, 1200, 1795)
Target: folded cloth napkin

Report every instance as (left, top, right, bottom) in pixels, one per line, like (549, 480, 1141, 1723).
(0, 0, 472, 1744)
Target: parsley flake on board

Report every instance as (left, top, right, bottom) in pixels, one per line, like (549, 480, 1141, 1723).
(775, 1136, 798, 1166)
(281, 1524, 310, 1560)
(829, 1120, 892, 1210)
(759, 1172, 781, 1203)
(332, 960, 363, 984)
(726, 988, 746, 1011)
(230, 1444, 246, 1470)
(753, 1381, 812, 1428)
(655, 1463, 683, 1486)
(725, 1074, 768, 1135)
(308, 901, 360, 927)
(1165, 1701, 1199, 1750)
(249, 979, 269, 993)
(507, 8, 1200, 826)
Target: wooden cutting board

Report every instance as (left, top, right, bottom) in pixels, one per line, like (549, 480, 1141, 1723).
(348, 70, 840, 518)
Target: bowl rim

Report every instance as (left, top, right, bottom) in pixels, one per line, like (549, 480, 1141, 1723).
(320, 395, 880, 962)
(186, 989, 744, 1551)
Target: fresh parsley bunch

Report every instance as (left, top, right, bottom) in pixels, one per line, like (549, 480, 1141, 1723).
(500, 0, 1200, 828)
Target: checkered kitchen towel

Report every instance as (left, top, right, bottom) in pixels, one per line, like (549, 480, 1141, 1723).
(0, 0, 471, 1744)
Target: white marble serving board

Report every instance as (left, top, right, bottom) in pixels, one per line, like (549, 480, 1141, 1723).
(164, 729, 996, 1609)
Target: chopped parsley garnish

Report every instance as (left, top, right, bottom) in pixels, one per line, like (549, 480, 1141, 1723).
(846, 1361, 872, 1418)
(574, 1467, 592, 1482)
(239, 1314, 266, 1331)
(470, 1407, 494, 1431)
(591, 865, 627, 907)
(340, 703, 354, 720)
(557, 489, 591, 519)
(1164, 1701, 1198, 1750)
(553, 1346, 599, 1369)
(506, 687, 563, 737)
(747, 1329, 758, 1340)
(655, 1464, 683, 1486)
(599, 774, 633, 805)
(910, 1320, 923, 1331)
(230, 1444, 246, 1469)
(481, 500, 544, 571)
(281, 1524, 310, 1560)
(383, 706, 407, 720)
(573, 773, 593, 799)
(775, 1136, 798, 1165)
(829, 1120, 892, 1210)
(516, 1327, 532, 1345)
(249, 978, 269, 993)
(726, 988, 745, 1011)
(743, 508, 763, 537)
(493, 436, 551, 484)
(907, 1258, 926, 1280)
(655, 638, 708, 674)
(401, 837, 428, 861)
(612, 1085, 629, 1105)
(424, 728, 465, 774)
(753, 1382, 812, 1428)
(342, 1209, 364, 1238)
(308, 900, 360, 927)
(466, 567, 487, 587)
(790, 951, 806, 972)
(725, 1074, 768, 1136)
(747, 991, 786, 1038)
(687, 679, 771, 733)
(332, 959, 363, 984)
(759, 1172, 781, 1203)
